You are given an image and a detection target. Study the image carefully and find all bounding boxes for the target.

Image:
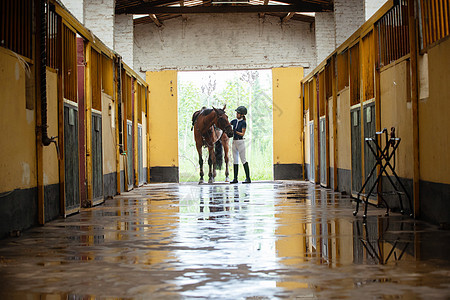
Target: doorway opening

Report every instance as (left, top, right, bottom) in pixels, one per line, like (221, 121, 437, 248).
(178, 70, 273, 183)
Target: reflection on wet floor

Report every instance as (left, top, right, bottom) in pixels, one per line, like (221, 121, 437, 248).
(1, 181, 450, 299)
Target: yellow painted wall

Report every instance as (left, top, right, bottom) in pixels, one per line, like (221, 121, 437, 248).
(102, 93, 116, 175)
(146, 70, 178, 168)
(380, 60, 414, 179)
(336, 88, 351, 170)
(43, 69, 59, 186)
(0, 50, 36, 192)
(272, 67, 303, 165)
(420, 38, 450, 185)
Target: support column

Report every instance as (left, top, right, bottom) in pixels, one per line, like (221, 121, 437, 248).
(334, 0, 365, 47)
(59, 0, 84, 23)
(315, 12, 336, 64)
(114, 15, 134, 69)
(84, 0, 115, 49)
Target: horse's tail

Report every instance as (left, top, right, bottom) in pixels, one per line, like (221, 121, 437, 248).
(191, 111, 199, 131)
(215, 140, 223, 170)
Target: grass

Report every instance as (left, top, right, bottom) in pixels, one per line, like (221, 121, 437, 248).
(179, 149, 273, 182)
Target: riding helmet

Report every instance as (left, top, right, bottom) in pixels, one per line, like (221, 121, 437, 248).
(235, 106, 247, 115)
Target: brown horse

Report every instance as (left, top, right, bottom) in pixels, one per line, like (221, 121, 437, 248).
(192, 105, 233, 184)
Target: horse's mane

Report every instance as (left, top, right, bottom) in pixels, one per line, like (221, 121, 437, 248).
(191, 107, 226, 130)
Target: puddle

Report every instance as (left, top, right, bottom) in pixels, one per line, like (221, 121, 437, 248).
(0, 182, 449, 299)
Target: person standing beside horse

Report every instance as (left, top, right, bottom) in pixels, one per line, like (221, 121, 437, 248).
(230, 106, 251, 184)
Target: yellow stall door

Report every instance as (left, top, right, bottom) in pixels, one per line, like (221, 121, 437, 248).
(272, 67, 304, 180)
(146, 70, 179, 182)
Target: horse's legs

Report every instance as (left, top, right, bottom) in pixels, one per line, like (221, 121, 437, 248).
(223, 137, 230, 182)
(208, 146, 216, 183)
(196, 143, 204, 184)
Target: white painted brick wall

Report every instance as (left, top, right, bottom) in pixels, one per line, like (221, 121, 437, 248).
(315, 12, 335, 64)
(134, 14, 316, 72)
(84, 0, 115, 49)
(334, 0, 365, 47)
(114, 15, 134, 69)
(59, 0, 84, 23)
(365, 0, 388, 20)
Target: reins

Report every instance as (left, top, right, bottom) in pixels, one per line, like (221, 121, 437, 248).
(194, 110, 226, 148)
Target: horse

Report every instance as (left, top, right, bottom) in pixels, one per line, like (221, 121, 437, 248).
(192, 105, 234, 184)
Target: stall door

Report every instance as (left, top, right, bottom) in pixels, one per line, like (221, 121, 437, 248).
(138, 124, 144, 185)
(310, 121, 315, 182)
(92, 112, 103, 204)
(351, 108, 362, 194)
(127, 120, 133, 189)
(363, 102, 377, 197)
(64, 103, 80, 214)
(320, 117, 327, 187)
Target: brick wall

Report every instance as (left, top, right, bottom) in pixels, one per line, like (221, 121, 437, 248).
(334, 0, 365, 47)
(59, 0, 84, 23)
(315, 12, 335, 64)
(84, 0, 115, 49)
(114, 15, 134, 69)
(134, 14, 316, 72)
(365, 0, 388, 21)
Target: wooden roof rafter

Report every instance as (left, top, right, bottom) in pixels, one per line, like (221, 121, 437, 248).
(117, 0, 332, 14)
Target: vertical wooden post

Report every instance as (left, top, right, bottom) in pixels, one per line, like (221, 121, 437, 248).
(300, 81, 305, 180)
(85, 43, 93, 205)
(332, 55, 338, 191)
(359, 38, 366, 193)
(325, 68, 330, 187)
(35, 0, 45, 225)
(57, 18, 65, 216)
(314, 75, 320, 184)
(408, 0, 420, 218)
(134, 79, 139, 186)
(115, 58, 121, 194)
(374, 23, 382, 204)
(146, 87, 151, 183)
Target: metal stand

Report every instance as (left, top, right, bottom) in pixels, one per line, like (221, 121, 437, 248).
(352, 128, 413, 218)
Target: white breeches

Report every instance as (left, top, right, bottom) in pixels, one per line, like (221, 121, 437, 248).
(232, 139, 247, 164)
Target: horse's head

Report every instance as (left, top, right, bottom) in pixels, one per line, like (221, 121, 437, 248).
(213, 106, 233, 138)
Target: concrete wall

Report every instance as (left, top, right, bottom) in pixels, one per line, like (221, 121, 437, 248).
(134, 14, 316, 72)
(114, 15, 134, 69)
(84, 0, 115, 49)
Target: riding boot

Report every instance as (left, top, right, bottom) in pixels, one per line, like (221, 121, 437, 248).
(243, 162, 251, 184)
(230, 164, 239, 184)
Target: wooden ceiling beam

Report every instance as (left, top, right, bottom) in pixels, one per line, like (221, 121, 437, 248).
(258, 0, 270, 18)
(117, 3, 332, 14)
(282, 12, 295, 23)
(149, 13, 163, 26)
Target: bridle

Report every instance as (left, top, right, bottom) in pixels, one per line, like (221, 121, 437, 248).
(196, 110, 231, 147)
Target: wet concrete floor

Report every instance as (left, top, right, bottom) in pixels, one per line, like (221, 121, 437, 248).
(1, 181, 450, 299)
